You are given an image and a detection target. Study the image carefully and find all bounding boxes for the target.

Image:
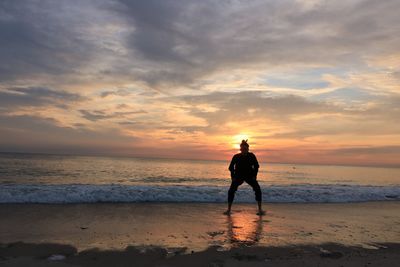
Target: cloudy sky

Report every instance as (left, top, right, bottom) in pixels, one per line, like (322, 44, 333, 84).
(1, 0, 400, 166)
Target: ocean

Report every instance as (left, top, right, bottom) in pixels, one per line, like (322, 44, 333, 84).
(0, 152, 399, 203)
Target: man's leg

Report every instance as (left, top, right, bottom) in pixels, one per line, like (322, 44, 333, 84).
(225, 178, 243, 215)
(245, 178, 265, 215)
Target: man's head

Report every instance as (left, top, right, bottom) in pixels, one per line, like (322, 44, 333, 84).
(240, 139, 249, 154)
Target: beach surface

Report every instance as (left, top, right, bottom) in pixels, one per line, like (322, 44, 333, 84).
(1, 202, 399, 266)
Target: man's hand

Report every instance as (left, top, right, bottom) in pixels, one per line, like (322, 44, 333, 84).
(230, 171, 235, 180)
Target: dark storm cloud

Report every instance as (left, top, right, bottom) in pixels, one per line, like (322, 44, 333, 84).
(0, 0, 107, 82)
(1, 0, 399, 87)
(0, 87, 83, 109)
(114, 0, 400, 87)
(116, 0, 191, 63)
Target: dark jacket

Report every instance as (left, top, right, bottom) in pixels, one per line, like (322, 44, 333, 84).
(228, 152, 259, 179)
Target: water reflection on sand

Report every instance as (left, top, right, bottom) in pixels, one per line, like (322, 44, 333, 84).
(226, 212, 263, 247)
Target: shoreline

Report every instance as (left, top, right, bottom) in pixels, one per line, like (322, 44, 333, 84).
(1, 202, 399, 251)
(1, 202, 399, 266)
(1, 199, 399, 205)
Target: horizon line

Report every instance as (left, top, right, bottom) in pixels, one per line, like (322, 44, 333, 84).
(1, 150, 399, 169)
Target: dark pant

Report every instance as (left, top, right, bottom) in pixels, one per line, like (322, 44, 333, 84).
(228, 177, 262, 202)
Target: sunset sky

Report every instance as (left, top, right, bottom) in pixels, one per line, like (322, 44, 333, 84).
(1, 0, 400, 167)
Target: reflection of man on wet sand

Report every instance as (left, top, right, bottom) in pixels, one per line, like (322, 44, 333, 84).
(224, 140, 265, 215)
(226, 213, 263, 247)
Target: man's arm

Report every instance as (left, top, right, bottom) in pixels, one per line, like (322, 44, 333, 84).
(228, 155, 236, 178)
(252, 153, 259, 177)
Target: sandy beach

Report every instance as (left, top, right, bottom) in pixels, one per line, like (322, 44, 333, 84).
(1, 202, 399, 266)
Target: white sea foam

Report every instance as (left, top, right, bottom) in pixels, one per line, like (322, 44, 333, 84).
(0, 184, 399, 203)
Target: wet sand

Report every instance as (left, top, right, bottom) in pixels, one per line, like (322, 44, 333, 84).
(1, 241, 400, 266)
(0, 202, 399, 266)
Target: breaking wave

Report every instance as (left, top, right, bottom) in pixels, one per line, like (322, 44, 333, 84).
(0, 184, 399, 203)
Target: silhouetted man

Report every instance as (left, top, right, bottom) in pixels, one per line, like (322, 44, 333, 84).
(224, 139, 264, 215)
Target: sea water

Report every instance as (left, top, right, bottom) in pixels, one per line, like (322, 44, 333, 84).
(0, 152, 399, 203)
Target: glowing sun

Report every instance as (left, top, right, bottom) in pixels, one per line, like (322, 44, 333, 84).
(232, 134, 250, 149)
